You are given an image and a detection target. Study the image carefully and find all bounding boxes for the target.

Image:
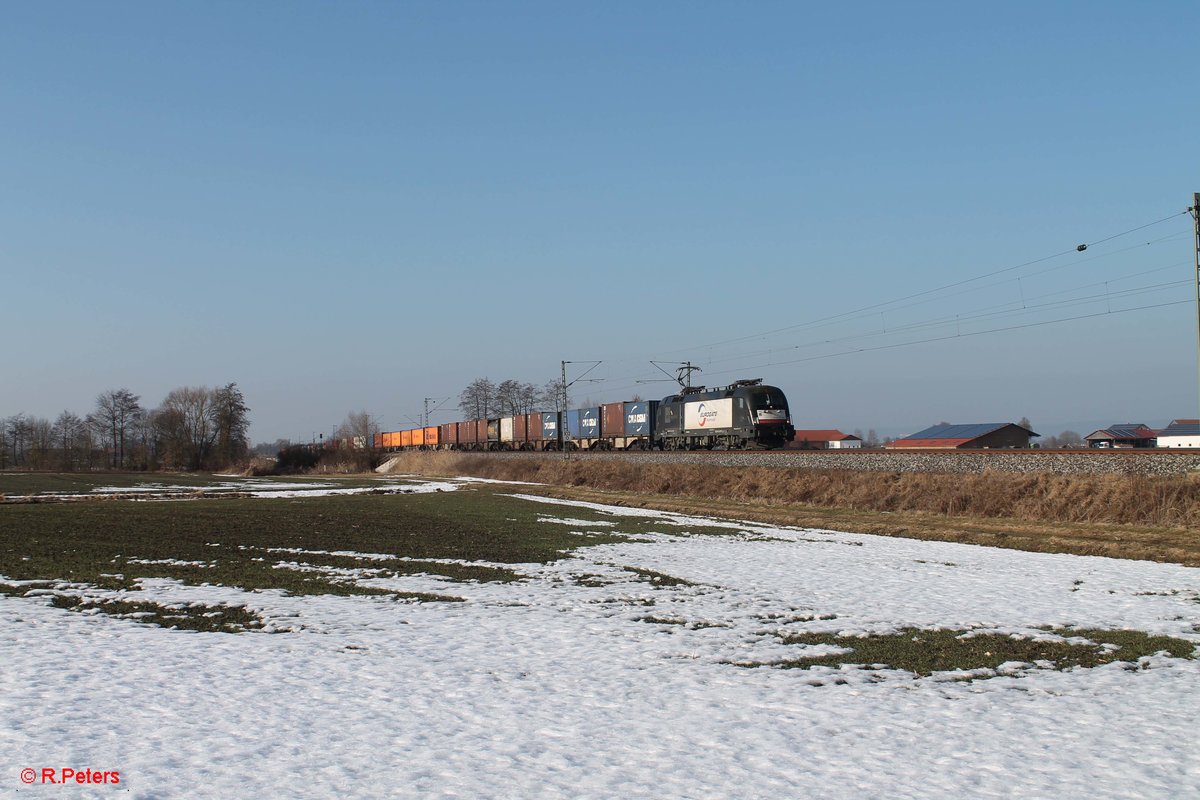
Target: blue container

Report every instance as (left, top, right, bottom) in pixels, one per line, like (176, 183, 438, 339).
(624, 401, 656, 436)
(541, 412, 559, 442)
(579, 407, 600, 439)
(564, 409, 582, 439)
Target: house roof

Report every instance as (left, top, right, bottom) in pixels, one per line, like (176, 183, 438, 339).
(888, 422, 1038, 449)
(792, 429, 858, 441)
(1085, 424, 1157, 441)
(900, 423, 1036, 441)
(1159, 420, 1200, 436)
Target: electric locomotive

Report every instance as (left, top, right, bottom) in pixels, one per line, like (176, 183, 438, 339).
(655, 378, 795, 450)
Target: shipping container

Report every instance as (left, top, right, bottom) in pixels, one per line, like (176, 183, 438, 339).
(564, 409, 581, 440)
(487, 419, 500, 445)
(514, 414, 529, 443)
(624, 401, 656, 437)
(423, 427, 439, 448)
(463, 420, 481, 446)
(373, 433, 383, 449)
(601, 403, 624, 437)
(500, 417, 515, 444)
(541, 412, 560, 445)
(439, 423, 457, 449)
(579, 407, 600, 441)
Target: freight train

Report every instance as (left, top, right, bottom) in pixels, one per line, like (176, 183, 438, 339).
(375, 378, 795, 452)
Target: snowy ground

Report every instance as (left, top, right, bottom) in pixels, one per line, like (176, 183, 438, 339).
(3, 487, 1199, 798)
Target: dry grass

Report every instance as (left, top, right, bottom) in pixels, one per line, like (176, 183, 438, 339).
(379, 452, 1200, 566)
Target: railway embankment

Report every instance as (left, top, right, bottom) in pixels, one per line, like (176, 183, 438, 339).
(378, 450, 1200, 565)
(554, 449, 1200, 477)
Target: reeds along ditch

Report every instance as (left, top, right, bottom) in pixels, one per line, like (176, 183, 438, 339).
(380, 452, 1200, 529)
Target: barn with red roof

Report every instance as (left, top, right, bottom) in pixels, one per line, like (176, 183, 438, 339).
(787, 430, 862, 450)
(1083, 424, 1157, 449)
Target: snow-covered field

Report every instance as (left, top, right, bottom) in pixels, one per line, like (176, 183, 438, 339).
(3, 487, 1199, 798)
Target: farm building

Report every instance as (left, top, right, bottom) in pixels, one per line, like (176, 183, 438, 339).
(1155, 419, 1200, 449)
(887, 423, 1039, 449)
(1083, 424, 1157, 449)
(787, 430, 862, 450)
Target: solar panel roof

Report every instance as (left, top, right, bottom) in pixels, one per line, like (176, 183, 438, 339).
(1159, 421, 1200, 436)
(902, 423, 1012, 441)
(1093, 424, 1155, 439)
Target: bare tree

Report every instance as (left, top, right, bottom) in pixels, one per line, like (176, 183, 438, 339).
(90, 389, 142, 468)
(155, 386, 217, 470)
(26, 416, 53, 469)
(52, 411, 86, 467)
(336, 410, 379, 449)
(5, 413, 29, 467)
(540, 377, 567, 412)
(1058, 430, 1083, 448)
(495, 379, 521, 417)
(52, 410, 93, 470)
(459, 378, 497, 419)
(517, 382, 540, 414)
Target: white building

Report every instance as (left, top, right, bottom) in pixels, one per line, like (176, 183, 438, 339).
(1156, 419, 1200, 449)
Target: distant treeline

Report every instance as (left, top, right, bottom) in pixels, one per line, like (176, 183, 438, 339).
(1, 384, 250, 472)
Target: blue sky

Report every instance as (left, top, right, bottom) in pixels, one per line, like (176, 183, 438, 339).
(2, 1, 1197, 442)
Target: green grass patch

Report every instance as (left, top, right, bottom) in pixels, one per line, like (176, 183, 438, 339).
(756, 627, 1198, 677)
(0, 472, 252, 497)
(0, 472, 444, 502)
(620, 566, 700, 587)
(48, 595, 269, 633)
(0, 487, 630, 603)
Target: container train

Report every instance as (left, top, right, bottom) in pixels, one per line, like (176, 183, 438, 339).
(375, 378, 796, 452)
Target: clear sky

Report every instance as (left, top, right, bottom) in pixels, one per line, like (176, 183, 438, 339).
(3, 1, 1198, 442)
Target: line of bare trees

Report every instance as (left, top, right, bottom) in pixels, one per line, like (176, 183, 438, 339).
(458, 377, 568, 420)
(1, 383, 250, 471)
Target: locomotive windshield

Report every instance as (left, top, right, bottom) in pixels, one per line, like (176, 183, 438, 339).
(748, 389, 787, 411)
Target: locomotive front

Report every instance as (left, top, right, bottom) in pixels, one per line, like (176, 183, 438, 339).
(739, 381, 795, 448)
(656, 378, 795, 450)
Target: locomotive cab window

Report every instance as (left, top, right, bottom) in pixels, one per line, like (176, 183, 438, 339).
(748, 390, 787, 411)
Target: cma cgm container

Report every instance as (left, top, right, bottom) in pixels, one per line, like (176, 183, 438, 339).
(622, 400, 656, 448)
(579, 407, 601, 445)
(595, 401, 658, 449)
(541, 412, 560, 449)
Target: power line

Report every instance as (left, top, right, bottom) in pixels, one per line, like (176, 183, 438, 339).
(553, 207, 1195, 401)
(687, 273, 1191, 372)
(666, 210, 1193, 355)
